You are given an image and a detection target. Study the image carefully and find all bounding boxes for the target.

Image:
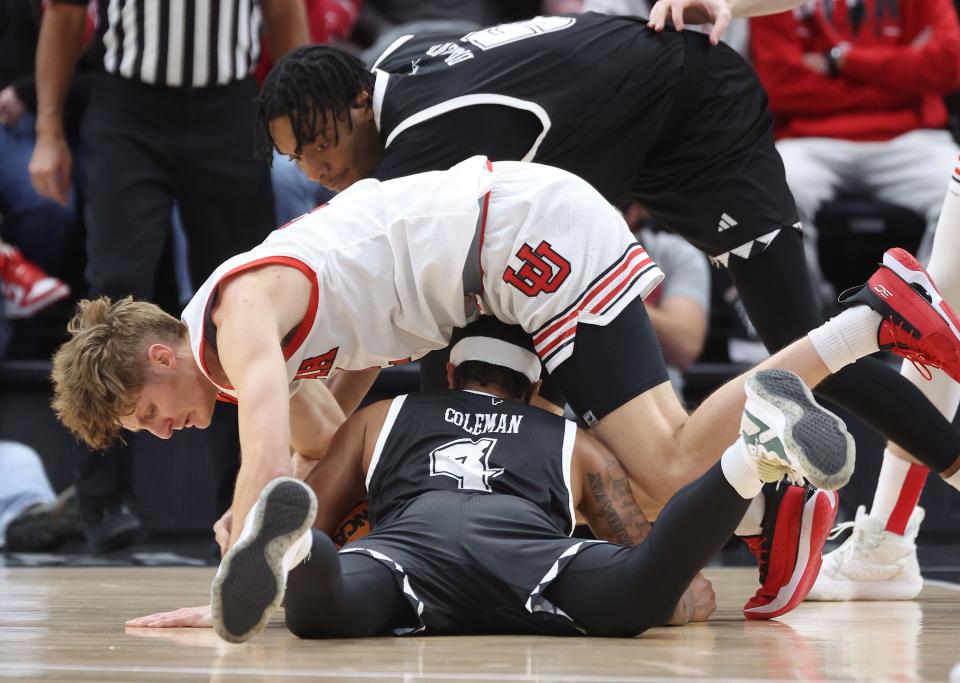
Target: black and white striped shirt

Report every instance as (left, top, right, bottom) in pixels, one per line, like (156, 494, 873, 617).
(65, 0, 263, 88)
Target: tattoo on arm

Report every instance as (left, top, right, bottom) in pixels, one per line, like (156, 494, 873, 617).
(585, 463, 652, 545)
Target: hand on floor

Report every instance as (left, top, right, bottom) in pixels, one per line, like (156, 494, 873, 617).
(126, 605, 212, 628)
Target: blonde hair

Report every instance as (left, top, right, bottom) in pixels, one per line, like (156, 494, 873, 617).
(51, 297, 187, 450)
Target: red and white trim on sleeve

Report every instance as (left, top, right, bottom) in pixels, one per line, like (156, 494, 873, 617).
(532, 243, 661, 370)
(197, 255, 320, 396)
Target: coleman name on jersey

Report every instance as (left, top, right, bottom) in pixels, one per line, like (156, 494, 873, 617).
(444, 409, 525, 436)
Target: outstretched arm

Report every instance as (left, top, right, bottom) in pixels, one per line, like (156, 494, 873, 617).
(647, 0, 806, 44)
(214, 266, 313, 550)
(571, 430, 652, 545)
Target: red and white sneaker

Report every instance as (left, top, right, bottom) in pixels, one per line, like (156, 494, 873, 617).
(0, 242, 70, 319)
(742, 484, 839, 620)
(839, 247, 960, 382)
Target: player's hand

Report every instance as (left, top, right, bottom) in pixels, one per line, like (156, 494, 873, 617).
(647, 0, 733, 45)
(667, 572, 716, 625)
(214, 508, 233, 556)
(0, 86, 27, 128)
(29, 132, 73, 207)
(125, 605, 212, 628)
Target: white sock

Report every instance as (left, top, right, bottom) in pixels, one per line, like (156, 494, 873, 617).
(285, 528, 314, 571)
(734, 494, 765, 537)
(807, 306, 882, 373)
(870, 451, 914, 522)
(721, 438, 764, 500)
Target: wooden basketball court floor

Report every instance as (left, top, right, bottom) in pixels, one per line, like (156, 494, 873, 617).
(3, 566, 960, 682)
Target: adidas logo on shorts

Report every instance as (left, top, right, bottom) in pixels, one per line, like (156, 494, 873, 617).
(717, 213, 738, 232)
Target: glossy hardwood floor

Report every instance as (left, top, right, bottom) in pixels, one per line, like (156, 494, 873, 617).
(2, 566, 958, 682)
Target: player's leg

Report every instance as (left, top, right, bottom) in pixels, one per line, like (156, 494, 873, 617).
(728, 229, 960, 475)
(775, 136, 851, 305)
(284, 532, 417, 638)
(635, 34, 960, 484)
(209, 478, 415, 642)
(544, 368, 852, 635)
(810, 142, 960, 601)
(551, 281, 895, 509)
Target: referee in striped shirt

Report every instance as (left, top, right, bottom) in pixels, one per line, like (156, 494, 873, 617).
(27, 0, 307, 552)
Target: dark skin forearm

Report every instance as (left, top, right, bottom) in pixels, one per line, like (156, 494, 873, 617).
(261, 0, 309, 58)
(34, 2, 87, 137)
(582, 460, 652, 546)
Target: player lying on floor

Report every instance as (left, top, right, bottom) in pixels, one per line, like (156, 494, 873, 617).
(52, 157, 960, 622)
(127, 318, 854, 641)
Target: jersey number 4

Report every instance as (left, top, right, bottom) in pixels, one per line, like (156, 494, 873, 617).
(430, 438, 504, 492)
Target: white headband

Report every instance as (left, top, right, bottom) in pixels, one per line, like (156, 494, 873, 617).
(449, 336, 541, 383)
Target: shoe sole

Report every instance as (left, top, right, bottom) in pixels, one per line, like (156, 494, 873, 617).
(882, 248, 960, 342)
(745, 369, 855, 490)
(211, 478, 317, 643)
(806, 575, 924, 601)
(744, 489, 838, 619)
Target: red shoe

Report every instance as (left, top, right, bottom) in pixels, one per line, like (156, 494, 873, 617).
(839, 247, 960, 382)
(0, 243, 70, 319)
(742, 484, 838, 620)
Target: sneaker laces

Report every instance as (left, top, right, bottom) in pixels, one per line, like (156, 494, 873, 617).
(750, 443, 803, 486)
(884, 321, 937, 381)
(827, 510, 883, 561)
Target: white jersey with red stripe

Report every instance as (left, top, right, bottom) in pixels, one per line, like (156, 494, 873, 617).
(181, 155, 663, 398)
(182, 156, 494, 399)
(476, 161, 664, 371)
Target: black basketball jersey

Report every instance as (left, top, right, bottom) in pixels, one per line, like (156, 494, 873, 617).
(365, 390, 578, 534)
(371, 12, 686, 203)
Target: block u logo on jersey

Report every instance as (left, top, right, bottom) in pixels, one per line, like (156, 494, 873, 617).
(503, 240, 571, 297)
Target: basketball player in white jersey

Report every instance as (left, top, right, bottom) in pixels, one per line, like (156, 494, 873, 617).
(51, 156, 960, 620)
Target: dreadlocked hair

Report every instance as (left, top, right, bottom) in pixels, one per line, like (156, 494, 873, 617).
(256, 45, 374, 164)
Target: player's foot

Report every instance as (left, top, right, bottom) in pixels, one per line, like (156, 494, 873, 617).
(211, 477, 317, 643)
(0, 242, 70, 318)
(741, 369, 855, 491)
(807, 505, 924, 601)
(741, 484, 838, 620)
(839, 247, 960, 382)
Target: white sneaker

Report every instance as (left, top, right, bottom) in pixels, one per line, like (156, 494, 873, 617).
(742, 369, 855, 490)
(806, 505, 924, 601)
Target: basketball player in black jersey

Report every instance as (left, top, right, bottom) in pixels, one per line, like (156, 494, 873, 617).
(127, 316, 855, 641)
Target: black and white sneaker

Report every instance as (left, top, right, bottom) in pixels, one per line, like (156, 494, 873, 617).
(211, 478, 317, 643)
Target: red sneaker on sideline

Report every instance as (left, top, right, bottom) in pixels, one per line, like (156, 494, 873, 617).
(0, 242, 70, 318)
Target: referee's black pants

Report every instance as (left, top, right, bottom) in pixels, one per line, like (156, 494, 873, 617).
(74, 74, 275, 529)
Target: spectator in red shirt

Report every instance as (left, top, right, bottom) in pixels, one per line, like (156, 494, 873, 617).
(751, 0, 960, 293)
